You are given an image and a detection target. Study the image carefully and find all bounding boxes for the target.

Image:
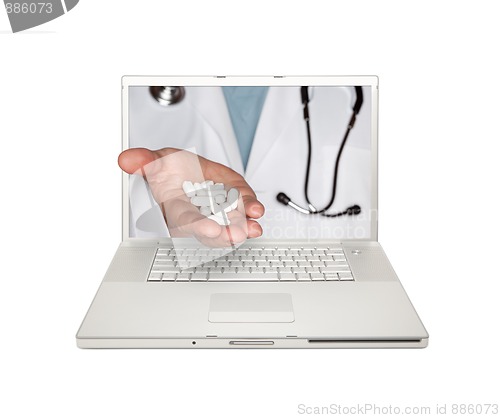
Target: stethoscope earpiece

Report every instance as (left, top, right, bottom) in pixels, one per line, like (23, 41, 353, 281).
(346, 205, 361, 215)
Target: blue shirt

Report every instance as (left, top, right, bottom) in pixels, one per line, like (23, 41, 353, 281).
(222, 86, 269, 170)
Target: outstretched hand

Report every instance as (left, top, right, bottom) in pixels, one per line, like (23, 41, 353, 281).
(118, 147, 265, 247)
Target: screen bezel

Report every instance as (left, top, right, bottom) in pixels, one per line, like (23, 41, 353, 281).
(121, 75, 379, 242)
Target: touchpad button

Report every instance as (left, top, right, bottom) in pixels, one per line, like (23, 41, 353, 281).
(208, 293, 294, 323)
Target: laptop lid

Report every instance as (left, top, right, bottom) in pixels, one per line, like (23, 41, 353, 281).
(121, 75, 379, 242)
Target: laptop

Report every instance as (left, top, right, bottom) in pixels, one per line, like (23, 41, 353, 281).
(76, 75, 428, 348)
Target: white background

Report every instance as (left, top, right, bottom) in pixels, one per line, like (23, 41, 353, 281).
(1, 1, 499, 417)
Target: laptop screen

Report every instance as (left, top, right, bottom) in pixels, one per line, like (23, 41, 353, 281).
(124, 80, 376, 244)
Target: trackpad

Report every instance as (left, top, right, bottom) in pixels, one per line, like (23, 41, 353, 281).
(208, 293, 294, 323)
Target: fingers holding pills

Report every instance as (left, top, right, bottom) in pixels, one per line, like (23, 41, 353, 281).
(181, 179, 251, 246)
(118, 147, 265, 244)
(180, 178, 262, 243)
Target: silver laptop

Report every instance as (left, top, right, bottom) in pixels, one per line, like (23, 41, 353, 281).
(76, 75, 428, 348)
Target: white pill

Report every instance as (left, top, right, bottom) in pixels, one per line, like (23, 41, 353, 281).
(229, 200, 238, 211)
(182, 181, 196, 197)
(227, 187, 239, 200)
(195, 189, 210, 197)
(207, 196, 216, 213)
(218, 201, 233, 213)
(185, 181, 239, 217)
(199, 206, 212, 216)
(209, 188, 227, 198)
(211, 202, 223, 214)
(227, 188, 239, 210)
(214, 194, 226, 204)
(191, 196, 212, 206)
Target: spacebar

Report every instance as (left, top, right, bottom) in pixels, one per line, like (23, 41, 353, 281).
(208, 273, 279, 281)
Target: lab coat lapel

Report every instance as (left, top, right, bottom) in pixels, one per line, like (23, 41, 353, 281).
(245, 87, 301, 181)
(188, 87, 244, 175)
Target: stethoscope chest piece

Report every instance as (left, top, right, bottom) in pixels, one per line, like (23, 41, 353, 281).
(150, 86, 186, 106)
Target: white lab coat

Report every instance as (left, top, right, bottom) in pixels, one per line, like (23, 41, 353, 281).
(128, 86, 372, 240)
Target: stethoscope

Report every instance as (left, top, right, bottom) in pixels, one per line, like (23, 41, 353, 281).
(150, 85, 363, 218)
(150, 86, 186, 106)
(276, 86, 363, 218)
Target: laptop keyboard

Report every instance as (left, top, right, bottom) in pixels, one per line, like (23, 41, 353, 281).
(147, 246, 354, 282)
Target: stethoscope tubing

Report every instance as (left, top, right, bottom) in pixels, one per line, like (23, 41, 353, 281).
(276, 86, 363, 218)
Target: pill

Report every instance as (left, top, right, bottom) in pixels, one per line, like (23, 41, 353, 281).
(227, 188, 239, 201)
(191, 196, 212, 206)
(183, 179, 239, 226)
(211, 202, 223, 214)
(210, 188, 227, 198)
(224, 198, 237, 211)
(227, 188, 239, 210)
(199, 206, 212, 216)
(182, 181, 196, 197)
(208, 196, 220, 213)
(207, 189, 227, 201)
(197, 187, 225, 198)
(195, 189, 210, 197)
(217, 201, 233, 213)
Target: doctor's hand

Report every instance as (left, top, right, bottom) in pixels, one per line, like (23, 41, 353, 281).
(118, 147, 265, 247)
